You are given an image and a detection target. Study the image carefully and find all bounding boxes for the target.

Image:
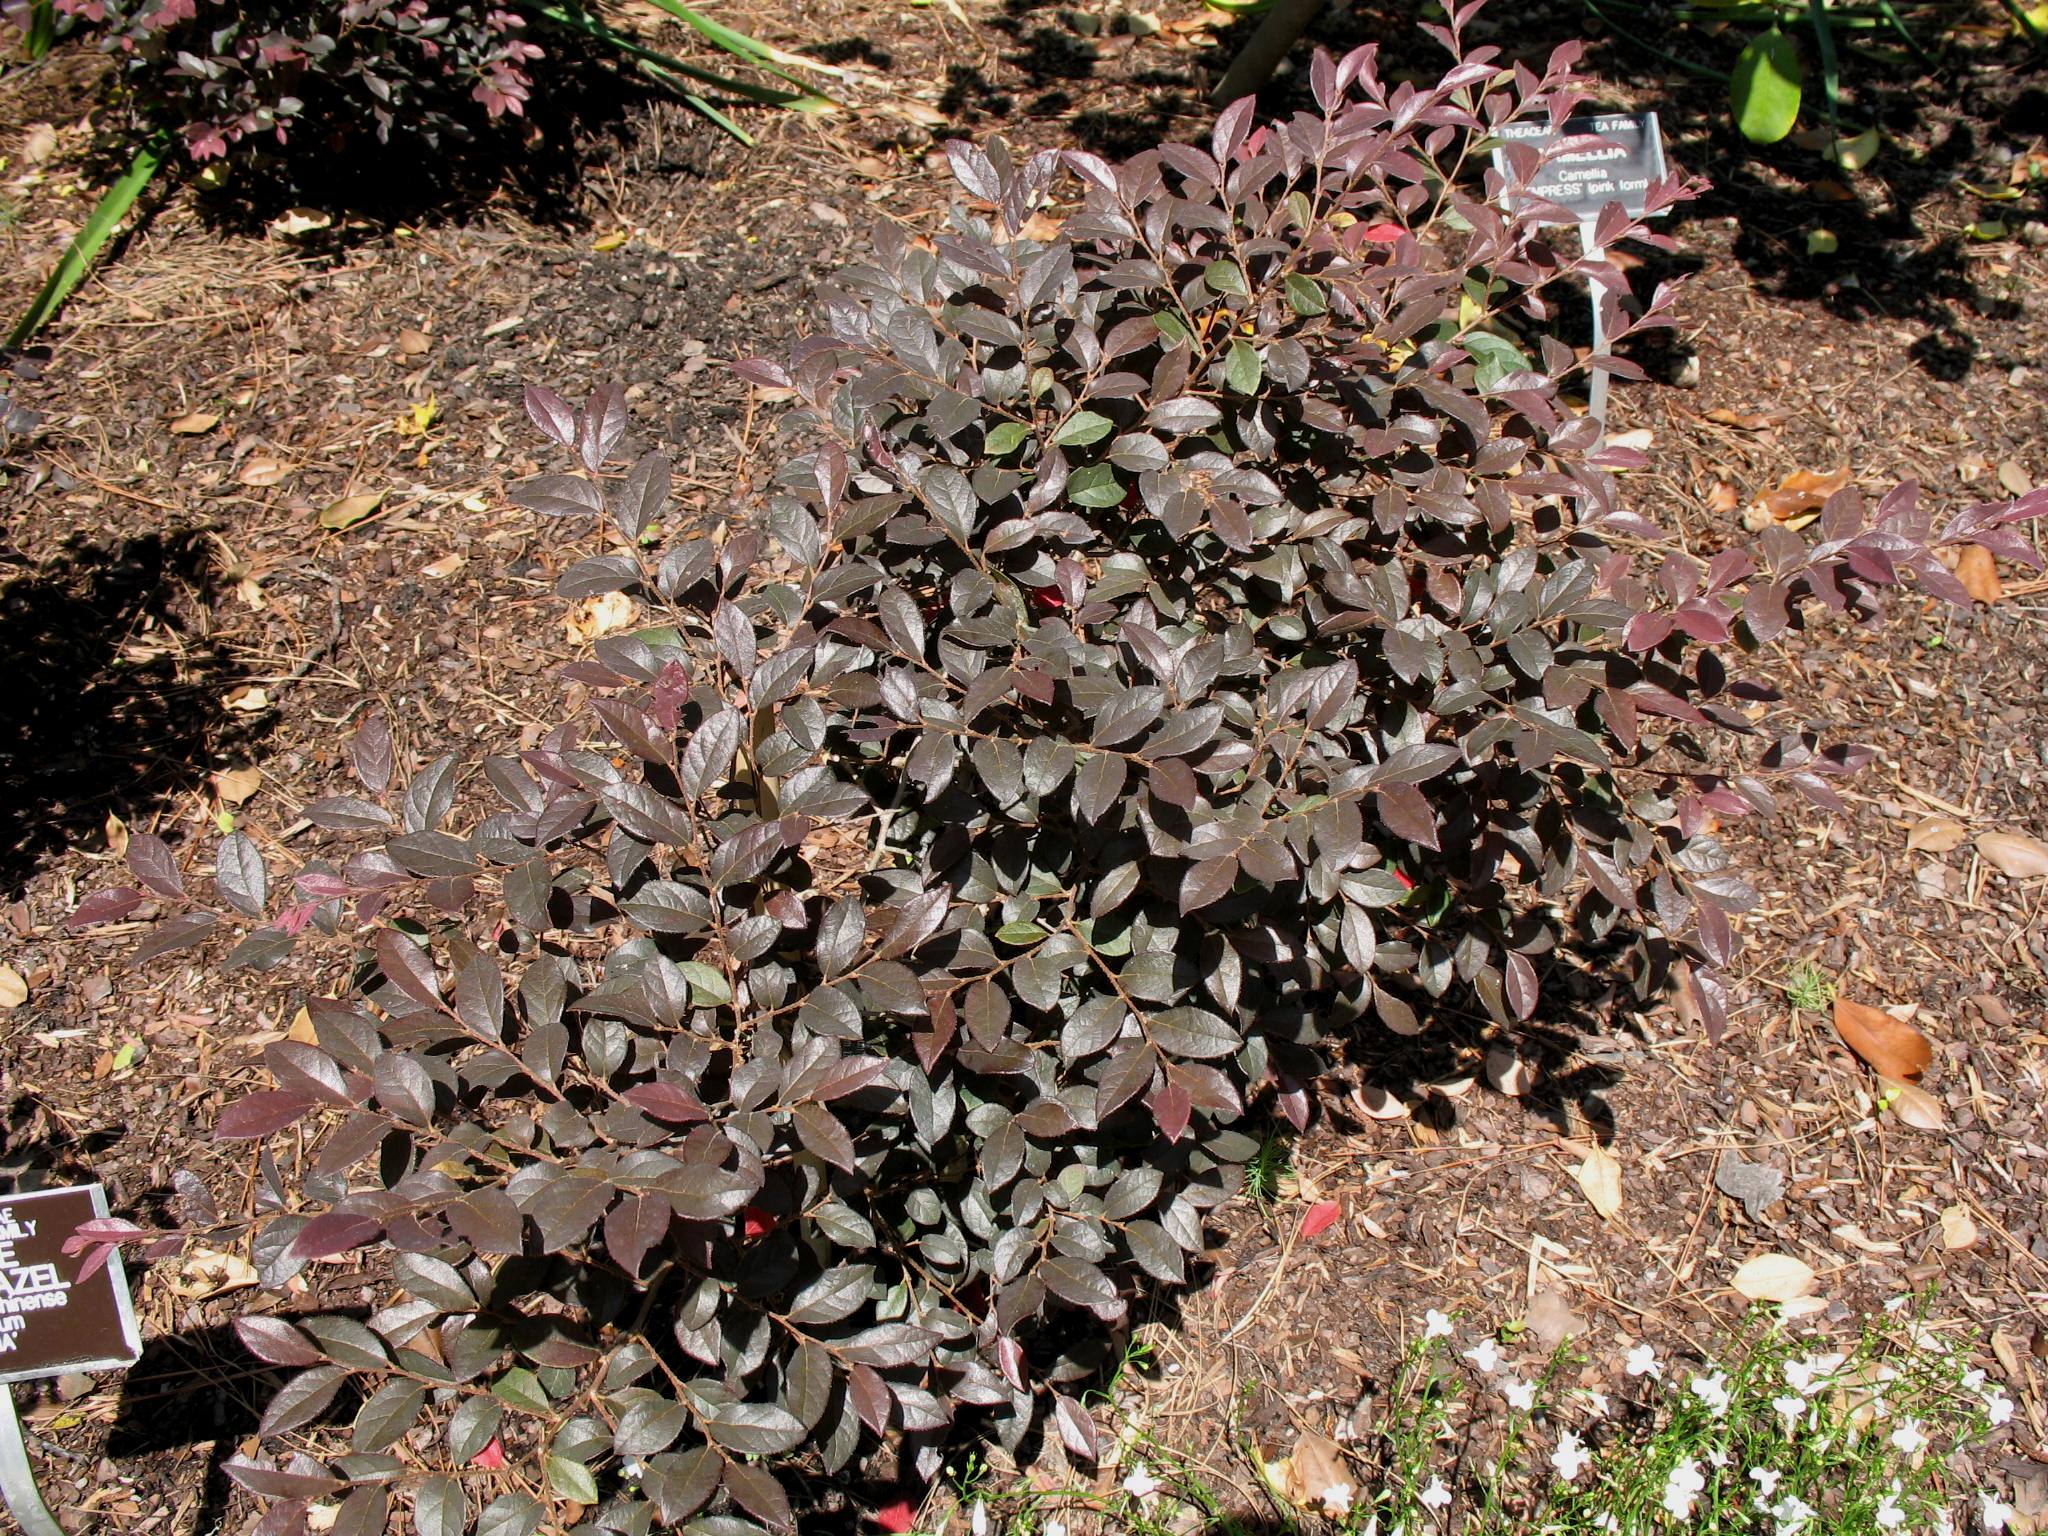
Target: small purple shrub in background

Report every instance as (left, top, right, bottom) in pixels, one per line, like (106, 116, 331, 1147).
(57, 0, 546, 161)
(77, 10, 2044, 1530)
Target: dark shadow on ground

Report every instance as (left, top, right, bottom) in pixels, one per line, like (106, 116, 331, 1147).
(0, 525, 265, 899)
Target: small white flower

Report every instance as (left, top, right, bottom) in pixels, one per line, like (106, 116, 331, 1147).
(1889, 1417, 1927, 1456)
(1750, 1468, 1781, 1496)
(1423, 1309, 1454, 1340)
(1464, 1337, 1501, 1373)
(1707, 1445, 1732, 1470)
(1772, 1493, 1816, 1536)
(970, 1499, 989, 1536)
(1583, 1388, 1611, 1418)
(1595, 1517, 1621, 1534)
(1551, 1429, 1591, 1483)
(1691, 1370, 1732, 1418)
(1419, 1475, 1452, 1511)
(1502, 1376, 1537, 1413)
(1771, 1393, 1806, 1428)
(1122, 1464, 1162, 1502)
(1663, 1459, 1706, 1521)
(1625, 1343, 1662, 1380)
(1985, 1392, 2015, 1427)
(1982, 1493, 2015, 1534)
(621, 1457, 645, 1481)
(1962, 1368, 1988, 1392)
(1043, 1522, 1068, 1536)
(1784, 1353, 1844, 1396)
(1876, 1485, 1906, 1531)
(1319, 1483, 1355, 1517)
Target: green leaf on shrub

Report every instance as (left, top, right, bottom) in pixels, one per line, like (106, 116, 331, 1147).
(492, 1367, 550, 1413)
(1203, 259, 1247, 297)
(1067, 464, 1125, 507)
(985, 421, 1032, 456)
(1732, 27, 1803, 143)
(1051, 410, 1114, 447)
(678, 960, 732, 1005)
(996, 920, 1049, 946)
(1153, 310, 1192, 345)
(1464, 331, 1530, 391)
(1225, 339, 1263, 394)
(1284, 273, 1327, 316)
(546, 1456, 600, 1506)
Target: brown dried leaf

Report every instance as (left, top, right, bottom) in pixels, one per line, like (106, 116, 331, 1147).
(1572, 1144, 1622, 1221)
(169, 411, 220, 435)
(214, 766, 262, 805)
(1879, 1076, 1946, 1131)
(1833, 996, 1932, 1081)
(239, 457, 291, 487)
(1955, 544, 2003, 604)
(1938, 1204, 1979, 1250)
(1976, 830, 2048, 878)
(1484, 1046, 1536, 1097)
(1906, 815, 1968, 853)
(1743, 466, 1850, 532)
(1705, 480, 1740, 515)
(1279, 1431, 1352, 1514)
(564, 592, 639, 644)
(1731, 1252, 1817, 1302)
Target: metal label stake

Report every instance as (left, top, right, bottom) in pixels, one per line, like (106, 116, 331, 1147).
(0, 1186, 144, 1536)
(1490, 111, 1668, 437)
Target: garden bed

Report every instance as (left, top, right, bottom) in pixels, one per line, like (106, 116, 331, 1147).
(1, 0, 2044, 1531)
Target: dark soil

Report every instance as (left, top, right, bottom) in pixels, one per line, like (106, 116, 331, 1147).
(1, 1, 2044, 1531)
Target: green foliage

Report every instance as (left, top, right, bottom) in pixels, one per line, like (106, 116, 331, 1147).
(1732, 25, 1806, 143)
(1784, 960, 1834, 1011)
(73, 11, 2046, 1531)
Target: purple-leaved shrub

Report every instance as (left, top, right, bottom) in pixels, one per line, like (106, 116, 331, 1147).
(72, 11, 2044, 1531)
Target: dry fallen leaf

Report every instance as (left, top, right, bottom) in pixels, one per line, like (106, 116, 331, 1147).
(319, 491, 386, 531)
(103, 810, 129, 859)
(170, 1246, 260, 1299)
(1525, 1287, 1586, 1350)
(169, 410, 220, 435)
(1705, 480, 1740, 516)
(1833, 996, 1933, 1081)
(1998, 458, 2033, 497)
(1976, 830, 2048, 878)
(1277, 1431, 1352, 1514)
(398, 326, 432, 355)
(1906, 815, 1968, 853)
(1879, 1076, 1946, 1131)
(565, 592, 639, 644)
(1573, 1144, 1623, 1221)
(1743, 466, 1851, 532)
(1706, 407, 1776, 431)
(1732, 1252, 1817, 1302)
(287, 1006, 319, 1045)
(224, 685, 270, 714)
(1955, 544, 2004, 604)
(1485, 1046, 1536, 1097)
(0, 965, 26, 1010)
(269, 207, 332, 238)
(213, 766, 262, 805)
(1939, 1204, 1980, 1250)
(238, 457, 291, 487)
(1349, 1085, 1410, 1121)
(421, 553, 466, 579)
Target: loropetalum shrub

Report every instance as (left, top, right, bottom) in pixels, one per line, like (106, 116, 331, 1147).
(57, 0, 547, 160)
(71, 15, 2047, 1535)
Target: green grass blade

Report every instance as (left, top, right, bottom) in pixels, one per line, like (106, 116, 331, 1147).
(1995, 0, 2046, 48)
(25, 0, 56, 59)
(514, 0, 830, 111)
(10, 134, 168, 346)
(633, 0, 843, 90)
(1870, 0, 1936, 67)
(632, 59, 757, 144)
(1808, 0, 1842, 131)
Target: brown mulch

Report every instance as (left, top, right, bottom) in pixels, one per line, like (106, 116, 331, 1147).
(2, 1, 2046, 1531)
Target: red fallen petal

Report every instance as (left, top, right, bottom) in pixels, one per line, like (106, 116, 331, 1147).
(741, 1205, 778, 1240)
(1029, 586, 1066, 611)
(1361, 221, 1406, 243)
(1300, 1199, 1342, 1238)
(470, 1436, 507, 1470)
(873, 1497, 917, 1532)
(1393, 868, 1417, 890)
